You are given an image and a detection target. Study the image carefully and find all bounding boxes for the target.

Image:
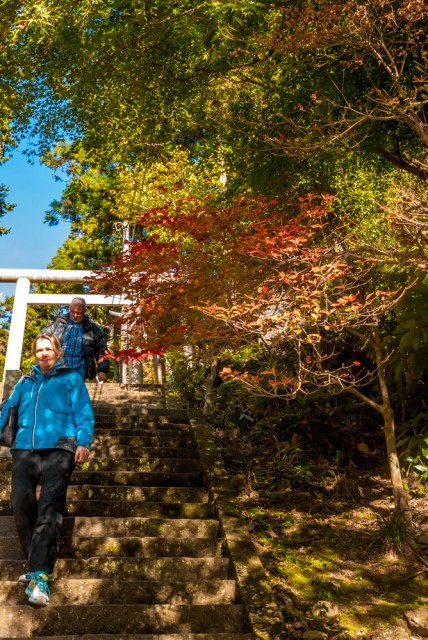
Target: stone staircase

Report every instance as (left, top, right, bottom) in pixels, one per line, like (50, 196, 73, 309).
(0, 383, 285, 639)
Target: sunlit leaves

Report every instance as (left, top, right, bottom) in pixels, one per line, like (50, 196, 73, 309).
(90, 190, 411, 399)
(263, 0, 428, 180)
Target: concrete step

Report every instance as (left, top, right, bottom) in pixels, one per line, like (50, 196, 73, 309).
(0, 603, 247, 636)
(79, 458, 201, 473)
(94, 418, 191, 431)
(0, 557, 231, 580)
(82, 467, 201, 485)
(93, 408, 187, 420)
(94, 412, 188, 427)
(89, 444, 197, 458)
(90, 390, 165, 398)
(0, 578, 236, 605)
(92, 434, 194, 447)
(89, 396, 166, 403)
(88, 386, 164, 393)
(92, 430, 193, 442)
(0, 501, 214, 518)
(94, 423, 191, 434)
(87, 382, 164, 389)
(69, 470, 203, 486)
(60, 537, 221, 559)
(0, 536, 220, 560)
(0, 515, 219, 538)
(92, 400, 166, 408)
(91, 392, 165, 400)
(88, 389, 165, 398)
(64, 501, 213, 519)
(93, 427, 193, 437)
(73, 484, 207, 501)
(0, 458, 201, 477)
(65, 485, 209, 502)
(0, 388, 257, 638)
(0, 469, 203, 486)
(89, 394, 165, 403)
(0, 451, 200, 473)
(10, 635, 253, 640)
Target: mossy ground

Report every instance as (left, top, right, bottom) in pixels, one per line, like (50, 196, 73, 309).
(215, 439, 428, 639)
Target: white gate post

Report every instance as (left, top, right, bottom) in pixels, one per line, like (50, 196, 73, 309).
(2, 277, 30, 397)
(0, 268, 133, 398)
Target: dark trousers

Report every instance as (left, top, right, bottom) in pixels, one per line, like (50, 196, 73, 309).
(11, 449, 75, 574)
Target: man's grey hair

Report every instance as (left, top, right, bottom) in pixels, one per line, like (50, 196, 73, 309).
(70, 297, 86, 307)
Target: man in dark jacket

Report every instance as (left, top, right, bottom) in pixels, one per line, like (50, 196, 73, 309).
(42, 297, 109, 381)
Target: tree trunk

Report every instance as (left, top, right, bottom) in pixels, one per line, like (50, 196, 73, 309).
(381, 404, 410, 512)
(372, 323, 410, 513)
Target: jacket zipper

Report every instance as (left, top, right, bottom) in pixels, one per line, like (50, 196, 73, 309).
(32, 378, 46, 450)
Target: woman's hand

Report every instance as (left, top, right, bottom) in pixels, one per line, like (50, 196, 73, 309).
(75, 445, 90, 463)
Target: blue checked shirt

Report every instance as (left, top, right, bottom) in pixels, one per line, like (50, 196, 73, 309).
(62, 319, 86, 369)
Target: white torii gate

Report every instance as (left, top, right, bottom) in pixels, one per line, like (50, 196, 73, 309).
(0, 268, 132, 397)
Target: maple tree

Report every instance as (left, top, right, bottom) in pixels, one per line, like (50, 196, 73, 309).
(252, 0, 428, 181)
(91, 190, 419, 511)
(2, 0, 424, 232)
(0, 1, 271, 161)
(0, 1, 379, 194)
(1, 0, 427, 513)
(1, 0, 425, 193)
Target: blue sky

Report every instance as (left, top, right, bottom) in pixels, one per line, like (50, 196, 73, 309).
(0, 150, 70, 300)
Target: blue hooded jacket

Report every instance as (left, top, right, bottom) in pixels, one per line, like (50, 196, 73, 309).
(0, 362, 94, 451)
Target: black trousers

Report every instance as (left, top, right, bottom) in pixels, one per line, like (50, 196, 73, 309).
(11, 449, 75, 574)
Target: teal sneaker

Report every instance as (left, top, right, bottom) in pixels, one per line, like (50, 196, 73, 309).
(25, 571, 50, 606)
(19, 571, 53, 584)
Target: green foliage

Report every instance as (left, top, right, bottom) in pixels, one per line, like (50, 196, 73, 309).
(0, 0, 426, 522)
(208, 375, 381, 490)
(413, 433, 428, 479)
(374, 510, 413, 553)
(0, 182, 15, 234)
(332, 154, 398, 243)
(381, 280, 428, 479)
(386, 281, 428, 393)
(398, 422, 428, 480)
(4, 0, 421, 199)
(1, 0, 272, 162)
(165, 350, 206, 408)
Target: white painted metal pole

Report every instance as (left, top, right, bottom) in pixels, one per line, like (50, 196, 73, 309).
(4, 277, 30, 372)
(0, 269, 93, 283)
(2, 278, 31, 393)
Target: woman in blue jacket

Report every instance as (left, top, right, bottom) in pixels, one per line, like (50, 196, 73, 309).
(0, 332, 94, 607)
